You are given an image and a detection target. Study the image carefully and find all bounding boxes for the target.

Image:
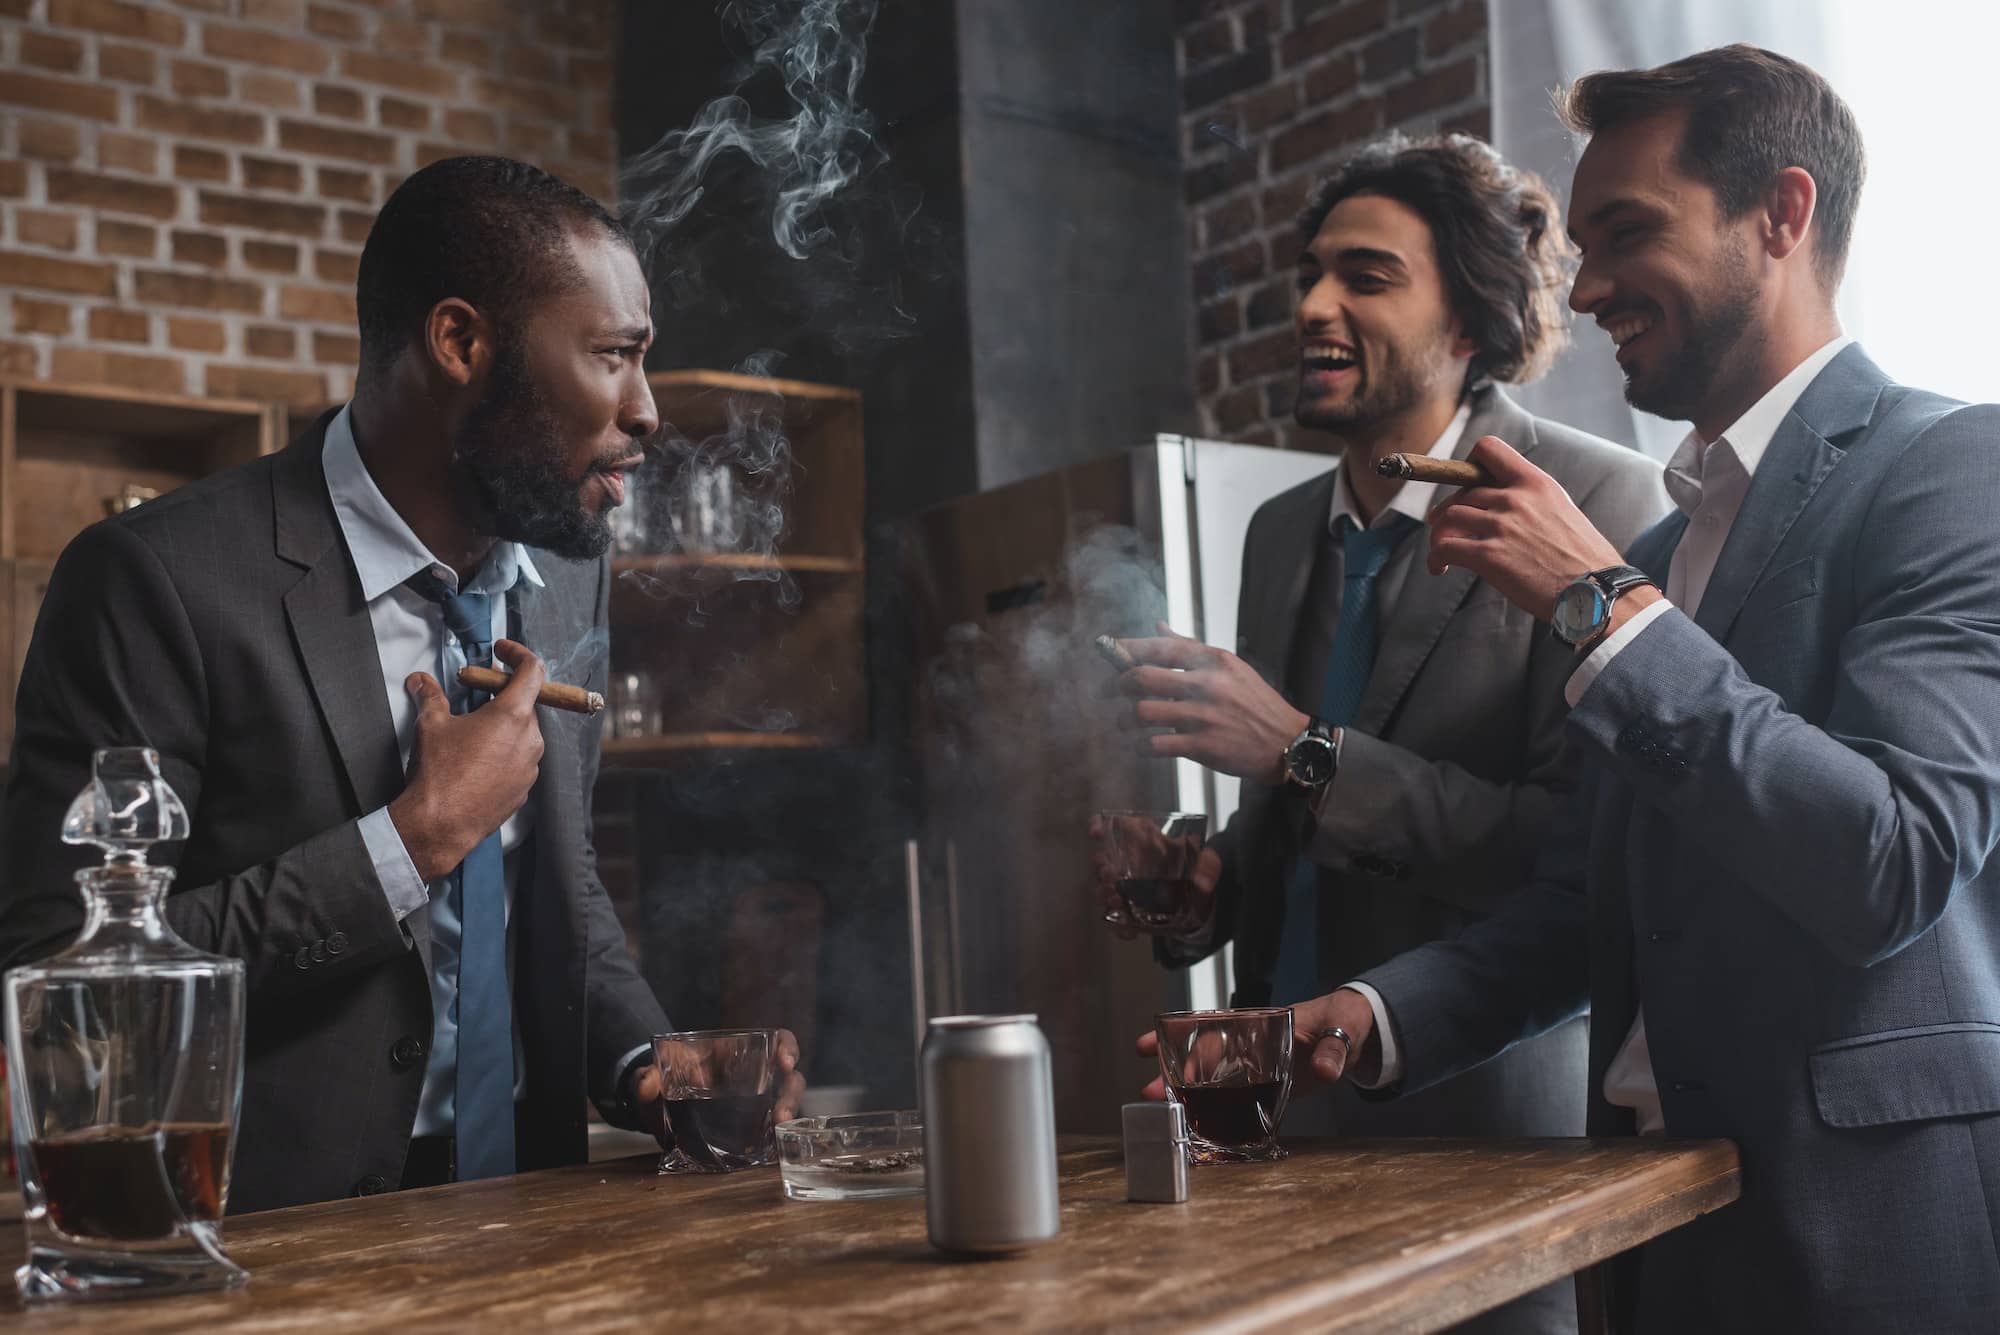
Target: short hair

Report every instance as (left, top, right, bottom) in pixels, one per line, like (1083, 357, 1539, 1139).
(1558, 44, 1865, 290)
(356, 155, 631, 376)
(1297, 133, 1573, 385)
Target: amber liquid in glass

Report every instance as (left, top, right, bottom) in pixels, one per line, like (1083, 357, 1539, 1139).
(32, 1124, 230, 1241)
(663, 1092, 777, 1169)
(1179, 1082, 1284, 1148)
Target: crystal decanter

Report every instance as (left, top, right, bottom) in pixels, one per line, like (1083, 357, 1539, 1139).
(4, 747, 247, 1302)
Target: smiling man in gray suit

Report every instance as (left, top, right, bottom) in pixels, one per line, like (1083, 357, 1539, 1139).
(1104, 133, 1665, 1335)
(0, 157, 799, 1212)
(1291, 47, 2000, 1332)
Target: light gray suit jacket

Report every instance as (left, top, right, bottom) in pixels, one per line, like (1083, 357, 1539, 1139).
(1361, 345, 2000, 1332)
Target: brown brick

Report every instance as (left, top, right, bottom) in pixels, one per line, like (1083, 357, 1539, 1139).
(1182, 15, 1235, 66)
(99, 42, 156, 85)
(1210, 383, 1262, 432)
(1238, 80, 1302, 134)
(314, 84, 365, 121)
(172, 230, 228, 268)
(376, 17, 429, 57)
(1361, 26, 1420, 82)
(20, 28, 86, 72)
(316, 166, 374, 203)
(243, 239, 302, 273)
(1268, 97, 1383, 172)
(1303, 52, 1360, 105)
(1196, 297, 1242, 344)
(1387, 57, 1478, 125)
(18, 117, 83, 162)
(1226, 327, 1299, 383)
(534, 7, 605, 48)
(167, 315, 228, 354)
(46, 0, 185, 44)
(1443, 105, 1492, 141)
(442, 108, 498, 147)
(471, 75, 571, 123)
(0, 70, 121, 122)
(502, 42, 557, 83)
(277, 120, 397, 166)
(172, 60, 231, 100)
(1185, 152, 1257, 204)
(198, 190, 326, 239)
(1280, 0, 1388, 68)
(239, 71, 305, 111)
(571, 56, 611, 89)
(242, 0, 304, 23)
(278, 284, 355, 325)
(1425, 1, 1485, 58)
(1185, 47, 1272, 112)
(336, 208, 375, 245)
(97, 131, 158, 174)
(207, 364, 328, 405)
(307, 3, 367, 40)
(243, 156, 305, 193)
(203, 22, 329, 75)
(17, 209, 81, 251)
(379, 97, 430, 131)
(52, 347, 185, 396)
(413, 0, 514, 28)
(172, 145, 232, 184)
(13, 296, 73, 336)
(138, 95, 266, 145)
(1196, 350, 1221, 398)
(1262, 175, 1314, 225)
(244, 324, 296, 358)
(87, 306, 151, 343)
(0, 161, 26, 199)
(342, 50, 458, 97)
(439, 30, 492, 69)
(1200, 196, 1258, 251)
(505, 121, 558, 159)
(568, 130, 613, 165)
(95, 218, 156, 258)
(133, 268, 265, 313)
(313, 247, 361, 284)
(0, 339, 40, 377)
(45, 167, 179, 220)
(313, 329, 361, 364)
(1245, 278, 1295, 331)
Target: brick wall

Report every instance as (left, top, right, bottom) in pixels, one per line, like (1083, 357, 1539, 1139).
(1179, 0, 1488, 446)
(0, 0, 616, 408)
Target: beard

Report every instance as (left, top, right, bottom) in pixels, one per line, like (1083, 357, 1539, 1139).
(1622, 233, 1759, 423)
(452, 340, 619, 560)
(1293, 328, 1455, 435)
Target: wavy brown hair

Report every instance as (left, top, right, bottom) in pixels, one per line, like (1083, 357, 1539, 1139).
(1297, 133, 1574, 386)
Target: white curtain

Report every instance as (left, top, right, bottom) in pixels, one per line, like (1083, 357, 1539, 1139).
(1490, 0, 1998, 456)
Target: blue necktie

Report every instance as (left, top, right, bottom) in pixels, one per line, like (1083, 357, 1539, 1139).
(406, 570, 516, 1180)
(1268, 512, 1421, 1005)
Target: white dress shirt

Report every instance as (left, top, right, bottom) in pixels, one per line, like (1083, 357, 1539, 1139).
(1349, 336, 1854, 1120)
(322, 404, 542, 1137)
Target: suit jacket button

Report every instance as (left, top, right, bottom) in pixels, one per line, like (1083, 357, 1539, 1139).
(328, 931, 349, 954)
(294, 946, 312, 970)
(354, 1175, 388, 1196)
(391, 1036, 428, 1070)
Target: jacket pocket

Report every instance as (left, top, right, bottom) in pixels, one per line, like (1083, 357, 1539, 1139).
(1811, 1022, 2000, 1128)
(1738, 554, 1821, 618)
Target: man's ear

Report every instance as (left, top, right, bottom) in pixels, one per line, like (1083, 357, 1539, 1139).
(424, 298, 490, 388)
(1765, 166, 1818, 265)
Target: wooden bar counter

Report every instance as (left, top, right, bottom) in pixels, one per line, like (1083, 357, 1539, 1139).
(2, 1136, 1739, 1332)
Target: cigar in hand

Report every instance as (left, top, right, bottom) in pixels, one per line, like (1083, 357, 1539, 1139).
(1093, 634, 1139, 672)
(457, 665, 605, 715)
(1376, 454, 1494, 487)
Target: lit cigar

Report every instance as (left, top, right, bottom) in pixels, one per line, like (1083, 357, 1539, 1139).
(457, 665, 605, 715)
(1376, 454, 1494, 487)
(1093, 634, 1139, 672)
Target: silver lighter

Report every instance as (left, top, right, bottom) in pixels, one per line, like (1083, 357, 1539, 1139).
(921, 1014, 1062, 1252)
(1122, 1101, 1190, 1203)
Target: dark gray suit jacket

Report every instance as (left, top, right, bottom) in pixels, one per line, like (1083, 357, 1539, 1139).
(1361, 346, 2000, 1332)
(0, 415, 668, 1213)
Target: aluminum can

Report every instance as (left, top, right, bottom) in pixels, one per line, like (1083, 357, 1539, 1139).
(920, 1014, 1060, 1252)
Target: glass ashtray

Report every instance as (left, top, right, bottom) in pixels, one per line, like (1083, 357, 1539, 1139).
(775, 1110, 925, 1201)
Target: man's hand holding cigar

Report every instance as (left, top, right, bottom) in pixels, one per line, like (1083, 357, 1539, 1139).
(1108, 624, 1310, 787)
(388, 638, 547, 884)
(1425, 434, 1661, 633)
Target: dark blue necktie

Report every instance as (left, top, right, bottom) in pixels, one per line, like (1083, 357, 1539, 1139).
(406, 570, 515, 1180)
(1269, 512, 1421, 1005)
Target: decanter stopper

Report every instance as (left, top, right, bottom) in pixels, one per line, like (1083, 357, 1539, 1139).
(59, 747, 190, 866)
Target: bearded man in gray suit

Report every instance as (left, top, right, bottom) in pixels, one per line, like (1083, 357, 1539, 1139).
(1101, 133, 1666, 1335)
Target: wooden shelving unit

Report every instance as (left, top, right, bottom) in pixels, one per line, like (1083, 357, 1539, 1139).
(600, 369, 866, 767)
(0, 378, 279, 757)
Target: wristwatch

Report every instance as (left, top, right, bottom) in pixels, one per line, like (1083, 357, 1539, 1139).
(1281, 717, 1340, 795)
(1550, 564, 1656, 651)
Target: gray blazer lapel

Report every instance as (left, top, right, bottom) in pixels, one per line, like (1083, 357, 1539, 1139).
(273, 427, 404, 818)
(1352, 386, 1532, 734)
(1694, 347, 1886, 643)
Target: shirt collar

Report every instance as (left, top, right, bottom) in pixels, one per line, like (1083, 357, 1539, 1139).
(321, 403, 544, 602)
(1328, 398, 1473, 534)
(1662, 334, 1854, 514)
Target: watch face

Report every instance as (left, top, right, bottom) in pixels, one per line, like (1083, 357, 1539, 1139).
(1553, 579, 1610, 645)
(1287, 733, 1335, 787)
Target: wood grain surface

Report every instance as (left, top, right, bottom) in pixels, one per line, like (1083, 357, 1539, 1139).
(1, 1136, 1739, 1333)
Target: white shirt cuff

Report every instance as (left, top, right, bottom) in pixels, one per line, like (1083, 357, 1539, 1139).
(359, 806, 430, 922)
(1563, 598, 1675, 707)
(1339, 981, 1403, 1088)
